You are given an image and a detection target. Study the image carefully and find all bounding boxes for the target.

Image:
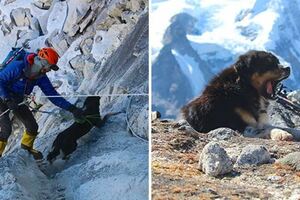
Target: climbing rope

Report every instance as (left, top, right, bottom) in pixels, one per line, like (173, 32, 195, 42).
(33, 93, 148, 98)
(0, 93, 149, 143)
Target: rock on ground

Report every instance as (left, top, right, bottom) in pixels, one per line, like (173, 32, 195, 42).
(199, 142, 233, 177)
(235, 145, 271, 167)
(152, 120, 300, 199)
(276, 152, 300, 171)
(207, 128, 238, 141)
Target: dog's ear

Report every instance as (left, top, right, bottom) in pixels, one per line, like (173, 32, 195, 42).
(235, 54, 247, 75)
(235, 51, 257, 75)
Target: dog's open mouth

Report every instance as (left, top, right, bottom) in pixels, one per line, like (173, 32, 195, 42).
(265, 76, 289, 99)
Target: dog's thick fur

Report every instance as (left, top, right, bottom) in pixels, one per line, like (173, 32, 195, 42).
(182, 50, 292, 140)
(47, 96, 120, 162)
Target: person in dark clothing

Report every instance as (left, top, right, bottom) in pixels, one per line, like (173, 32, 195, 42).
(0, 47, 83, 159)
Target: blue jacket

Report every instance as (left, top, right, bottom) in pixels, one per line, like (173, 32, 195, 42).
(0, 53, 72, 110)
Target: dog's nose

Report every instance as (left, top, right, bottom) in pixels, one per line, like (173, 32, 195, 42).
(284, 66, 291, 75)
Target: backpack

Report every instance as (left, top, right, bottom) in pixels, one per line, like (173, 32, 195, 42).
(0, 47, 27, 70)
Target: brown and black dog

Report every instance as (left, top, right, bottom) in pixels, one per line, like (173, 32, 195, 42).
(47, 96, 121, 162)
(182, 50, 293, 140)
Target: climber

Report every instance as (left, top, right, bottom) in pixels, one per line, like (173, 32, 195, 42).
(0, 47, 84, 160)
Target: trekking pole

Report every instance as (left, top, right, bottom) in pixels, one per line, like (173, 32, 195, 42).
(4, 47, 25, 66)
(0, 41, 29, 68)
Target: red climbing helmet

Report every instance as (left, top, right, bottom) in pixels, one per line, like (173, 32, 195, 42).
(38, 47, 59, 65)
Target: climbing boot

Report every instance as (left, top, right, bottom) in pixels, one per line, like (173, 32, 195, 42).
(21, 131, 43, 160)
(0, 141, 7, 157)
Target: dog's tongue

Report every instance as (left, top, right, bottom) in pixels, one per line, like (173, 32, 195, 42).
(266, 81, 273, 95)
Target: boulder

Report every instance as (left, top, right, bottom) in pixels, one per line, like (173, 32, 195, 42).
(236, 145, 271, 167)
(46, 30, 69, 56)
(276, 152, 300, 171)
(208, 128, 238, 141)
(33, 0, 53, 10)
(10, 8, 31, 27)
(199, 142, 233, 177)
(62, 0, 93, 37)
(80, 37, 94, 55)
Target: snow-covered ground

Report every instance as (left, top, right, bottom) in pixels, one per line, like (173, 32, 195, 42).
(0, 0, 148, 199)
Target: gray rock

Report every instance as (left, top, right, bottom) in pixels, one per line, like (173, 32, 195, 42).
(173, 119, 187, 127)
(276, 152, 300, 171)
(10, 8, 30, 27)
(208, 128, 238, 141)
(79, 9, 95, 33)
(33, 0, 53, 10)
(0, 21, 12, 36)
(80, 37, 94, 55)
(199, 142, 233, 177)
(4, 0, 16, 5)
(46, 31, 69, 56)
(236, 145, 271, 167)
(63, 1, 93, 37)
(126, 0, 141, 12)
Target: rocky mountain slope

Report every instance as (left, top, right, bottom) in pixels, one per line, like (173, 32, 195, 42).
(152, 93, 300, 199)
(0, 0, 148, 199)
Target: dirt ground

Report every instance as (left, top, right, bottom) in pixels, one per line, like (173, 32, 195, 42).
(151, 120, 300, 200)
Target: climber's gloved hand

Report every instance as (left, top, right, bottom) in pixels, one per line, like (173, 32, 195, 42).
(4, 98, 19, 111)
(69, 105, 85, 121)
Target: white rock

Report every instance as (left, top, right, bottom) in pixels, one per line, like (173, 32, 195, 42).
(46, 1, 68, 33)
(208, 128, 238, 141)
(126, 0, 141, 12)
(62, 0, 92, 37)
(16, 30, 40, 47)
(33, 0, 53, 9)
(0, 21, 12, 36)
(91, 24, 131, 62)
(133, 104, 148, 139)
(10, 8, 30, 27)
(235, 145, 271, 167)
(199, 142, 233, 177)
(80, 37, 94, 55)
(79, 10, 95, 33)
(4, 0, 16, 6)
(47, 30, 69, 56)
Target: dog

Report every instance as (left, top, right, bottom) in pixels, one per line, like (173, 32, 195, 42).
(182, 50, 293, 140)
(47, 96, 122, 162)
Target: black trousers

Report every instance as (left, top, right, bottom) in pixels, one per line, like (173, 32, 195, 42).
(0, 101, 38, 142)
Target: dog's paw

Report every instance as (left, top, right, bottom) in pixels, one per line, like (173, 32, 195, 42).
(47, 147, 60, 163)
(270, 128, 294, 141)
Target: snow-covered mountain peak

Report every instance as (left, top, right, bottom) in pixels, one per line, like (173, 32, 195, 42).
(153, 0, 300, 118)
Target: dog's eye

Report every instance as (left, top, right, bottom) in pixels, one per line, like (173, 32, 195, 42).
(278, 64, 284, 69)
